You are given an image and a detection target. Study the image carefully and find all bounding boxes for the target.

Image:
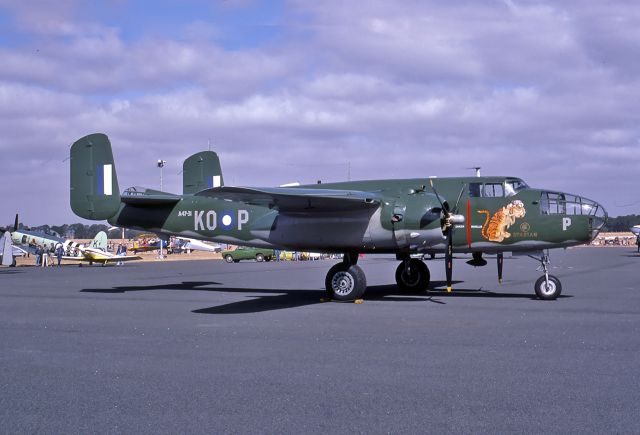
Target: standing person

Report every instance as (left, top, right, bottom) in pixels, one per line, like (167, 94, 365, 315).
(116, 244, 124, 266)
(274, 249, 280, 262)
(41, 245, 49, 267)
(49, 243, 55, 267)
(35, 245, 42, 266)
(55, 244, 63, 267)
(636, 234, 640, 253)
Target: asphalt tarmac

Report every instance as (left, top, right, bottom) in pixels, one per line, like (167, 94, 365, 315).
(1, 248, 639, 434)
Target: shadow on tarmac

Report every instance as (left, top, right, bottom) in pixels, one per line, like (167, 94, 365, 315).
(0, 269, 23, 274)
(80, 280, 570, 314)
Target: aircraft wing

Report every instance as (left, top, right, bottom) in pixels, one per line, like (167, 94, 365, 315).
(62, 255, 87, 261)
(62, 254, 142, 262)
(195, 187, 381, 212)
(12, 245, 28, 257)
(115, 255, 142, 262)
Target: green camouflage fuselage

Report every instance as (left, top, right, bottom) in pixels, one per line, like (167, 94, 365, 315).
(107, 177, 605, 254)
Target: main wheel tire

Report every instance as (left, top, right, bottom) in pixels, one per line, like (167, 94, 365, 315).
(395, 259, 430, 292)
(325, 263, 367, 301)
(224, 254, 234, 263)
(256, 253, 264, 262)
(534, 275, 562, 300)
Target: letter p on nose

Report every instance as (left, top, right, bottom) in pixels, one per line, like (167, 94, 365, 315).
(562, 217, 572, 231)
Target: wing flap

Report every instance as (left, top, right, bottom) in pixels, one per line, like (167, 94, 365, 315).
(195, 186, 380, 212)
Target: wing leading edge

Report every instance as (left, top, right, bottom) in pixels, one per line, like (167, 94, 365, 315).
(195, 186, 381, 212)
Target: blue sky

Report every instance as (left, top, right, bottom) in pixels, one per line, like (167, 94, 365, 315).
(1, 0, 640, 225)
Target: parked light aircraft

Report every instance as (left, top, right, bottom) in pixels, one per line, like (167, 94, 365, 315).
(63, 231, 142, 266)
(70, 133, 607, 300)
(8, 215, 66, 253)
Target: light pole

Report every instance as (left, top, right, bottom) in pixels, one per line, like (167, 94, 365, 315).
(157, 159, 166, 191)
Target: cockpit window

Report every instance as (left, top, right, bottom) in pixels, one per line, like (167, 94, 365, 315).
(469, 182, 506, 198)
(482, 183, 504, 197)
(469, 183, 481, 198)
(505, 179, 528, 196)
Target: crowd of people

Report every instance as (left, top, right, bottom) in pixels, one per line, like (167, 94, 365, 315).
(590, 234, 639, 248)
(33, 243, 64, 267)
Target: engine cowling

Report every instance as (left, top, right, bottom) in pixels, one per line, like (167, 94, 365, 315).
(380, 194, 447, 250)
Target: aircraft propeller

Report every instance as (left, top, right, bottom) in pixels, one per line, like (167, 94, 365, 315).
(13, 214, 18, 232)
(429, 180, 465, 292)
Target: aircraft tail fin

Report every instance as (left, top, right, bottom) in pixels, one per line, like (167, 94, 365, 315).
(1, 231, 14, 266)
(70, 133, 121, 220)
(90, 231, 108, 250)
(182, 151, 224, 195)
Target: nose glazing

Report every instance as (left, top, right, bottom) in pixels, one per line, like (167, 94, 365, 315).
(574, 196, 607, 240)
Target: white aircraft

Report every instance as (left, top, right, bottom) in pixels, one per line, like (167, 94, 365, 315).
(175, 237, 221, 253)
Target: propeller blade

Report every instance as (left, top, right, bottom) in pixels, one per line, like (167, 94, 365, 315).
(446, 229, 453, 292)
(13, 214, 18, 232)
(428, 179, 447, 211)
(452, 183, 466, 214)
(497, 252, 503, 283)
(431, 179, 456, 292)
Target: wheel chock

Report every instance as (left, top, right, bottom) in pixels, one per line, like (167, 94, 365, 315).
(319, 298, 365, 304)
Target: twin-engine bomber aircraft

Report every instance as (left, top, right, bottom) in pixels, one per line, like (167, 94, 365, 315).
(70, 134, 607, 301)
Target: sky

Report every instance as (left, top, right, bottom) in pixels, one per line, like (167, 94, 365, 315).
(1, 0, 639, 226)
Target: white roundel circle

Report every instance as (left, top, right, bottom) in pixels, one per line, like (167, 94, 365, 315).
(222, 214, 232, 227)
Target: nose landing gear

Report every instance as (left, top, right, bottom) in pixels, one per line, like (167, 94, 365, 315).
(530, 252, 562, 300)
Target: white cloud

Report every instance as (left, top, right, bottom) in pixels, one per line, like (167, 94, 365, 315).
(1, 0, 640, 224)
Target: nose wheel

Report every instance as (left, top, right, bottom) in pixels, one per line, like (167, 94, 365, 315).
(530, 252, 562, 300)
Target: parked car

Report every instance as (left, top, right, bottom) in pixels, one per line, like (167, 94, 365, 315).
(222, 246, 274, 263)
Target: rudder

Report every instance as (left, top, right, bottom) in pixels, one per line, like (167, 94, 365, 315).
(70, 133, 121, 220)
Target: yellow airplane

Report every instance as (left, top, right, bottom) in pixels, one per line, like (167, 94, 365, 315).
(63, 231, 142, 266)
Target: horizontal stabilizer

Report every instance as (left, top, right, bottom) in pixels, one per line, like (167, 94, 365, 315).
(196, 186, 380, 213)
(121, 187, 181, 206)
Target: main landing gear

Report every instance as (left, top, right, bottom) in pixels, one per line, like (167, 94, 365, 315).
(324, 253, 367, 301)
(324, 254, 432, 301)
(395, 257, 430, 292)
(324, 251, 562, 301)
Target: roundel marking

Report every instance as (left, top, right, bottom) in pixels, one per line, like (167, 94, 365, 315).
(220, 210, 235, 229)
